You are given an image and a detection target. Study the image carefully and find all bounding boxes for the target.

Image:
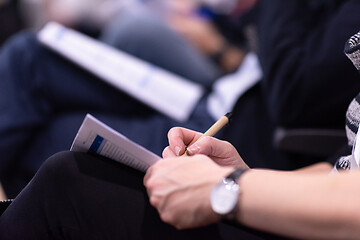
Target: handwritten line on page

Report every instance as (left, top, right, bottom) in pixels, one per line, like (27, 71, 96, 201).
(71, 114, 160, 172)
(38, 22, 204, 122)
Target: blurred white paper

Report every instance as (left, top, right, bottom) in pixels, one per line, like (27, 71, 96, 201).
(71, 114, 160, 172)
(38, 22, 204, 122)
(207, 52, 262, 119)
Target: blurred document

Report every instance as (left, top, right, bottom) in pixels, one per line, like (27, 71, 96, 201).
(38, 22, 204, 122)
(207, 53, 262, 119)
(71, 114, 160, 172)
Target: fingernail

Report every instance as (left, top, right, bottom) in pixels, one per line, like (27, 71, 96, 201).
(175, 146, 181, 156)
(187, 145, 200, 155)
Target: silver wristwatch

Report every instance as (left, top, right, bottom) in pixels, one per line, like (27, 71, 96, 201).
(210, 168, 247, 220)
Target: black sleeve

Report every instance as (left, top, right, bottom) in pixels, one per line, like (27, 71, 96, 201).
(258, 0, 360, 129)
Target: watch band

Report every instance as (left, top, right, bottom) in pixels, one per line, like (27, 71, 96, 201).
(227, 168, 248, 182)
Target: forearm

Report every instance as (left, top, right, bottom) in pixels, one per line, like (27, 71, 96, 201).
(237, 170, 360, 239)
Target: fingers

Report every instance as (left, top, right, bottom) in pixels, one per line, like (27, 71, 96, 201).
(166, 127, 236, 158)
(187, 136, 229, 156)
(185, 137, 249, 168)
(143, 165, 153, 187)
(165, 127, 247, 169)
(162, 146, 177, 158)
(167, 127, 201, 156)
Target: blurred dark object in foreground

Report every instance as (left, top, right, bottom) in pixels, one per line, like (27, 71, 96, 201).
(0, 0, 23, 46)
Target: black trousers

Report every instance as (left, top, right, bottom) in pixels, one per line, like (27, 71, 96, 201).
(0, 151, 287, 240)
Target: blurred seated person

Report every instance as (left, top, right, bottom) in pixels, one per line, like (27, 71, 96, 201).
(155, 0, 259, 74)
(29, 0, 257, 76)
(0, 0, 360, 200)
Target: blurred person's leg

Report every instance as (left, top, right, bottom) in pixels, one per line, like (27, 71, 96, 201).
(0, 32, 152, 195)
(100, 7, 221, 89)
(0, 151, 285, 240)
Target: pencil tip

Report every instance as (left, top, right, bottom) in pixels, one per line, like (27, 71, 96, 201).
(225, 112, 233, 120)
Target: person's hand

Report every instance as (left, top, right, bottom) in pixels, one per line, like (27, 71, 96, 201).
(163, 127, 249, 169)
(167, 14, 225, 56)
(144, 154, 234, 229)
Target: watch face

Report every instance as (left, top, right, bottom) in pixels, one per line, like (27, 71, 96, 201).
(210, 178, 239, 215)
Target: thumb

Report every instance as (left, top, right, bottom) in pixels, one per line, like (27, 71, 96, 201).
(187, 136, 222, 156)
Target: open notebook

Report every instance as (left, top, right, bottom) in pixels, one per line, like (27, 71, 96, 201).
(71, 114, 160, 172)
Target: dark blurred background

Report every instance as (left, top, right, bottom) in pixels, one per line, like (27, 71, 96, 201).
(0, 0, 23, 46)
